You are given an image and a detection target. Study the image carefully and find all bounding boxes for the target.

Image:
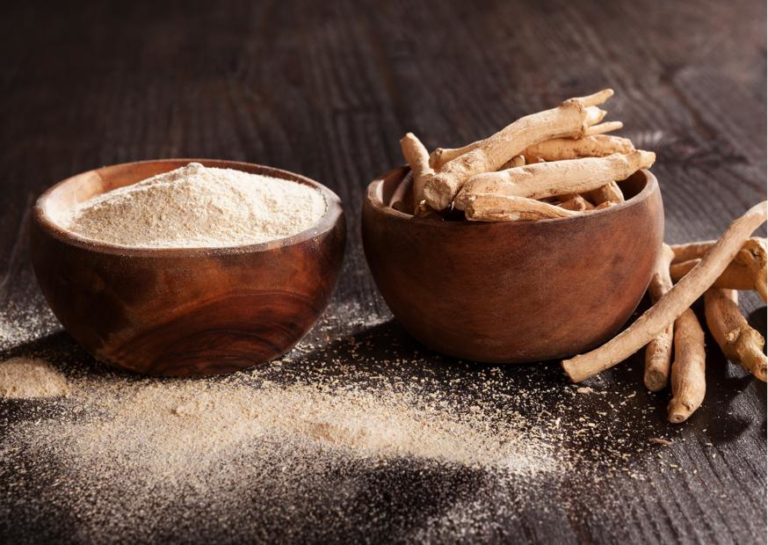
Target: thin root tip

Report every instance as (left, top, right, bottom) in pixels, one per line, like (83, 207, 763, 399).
(595, 88, 615, 101)
(585, 121, 623, 136)
(637, 150, 657, 168)
(576, 88, 616, 107)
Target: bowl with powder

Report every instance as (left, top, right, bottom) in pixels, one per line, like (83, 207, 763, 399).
(30, 159, 345, 377)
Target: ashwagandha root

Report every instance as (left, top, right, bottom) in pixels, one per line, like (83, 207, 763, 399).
(423, 89, 618, 210)
(464, 194, 581, 222)
(500, 155, 526, 169)
(670, 259, 756, 290)
(522, 134, 634, 163)
(558, 194, 594, 211)
(562, 201, 768, 383)
(644, 244, 675, 392)
(667, 308, 706, 423)
(526, 136, 632, 209)
(671, 238, 765, 262)
(670, 238, 766, 301)
(704, 289, 767, 382)
(454, 151, 655, 210)
(738, 238, 767, 300)
(430, 142, 479, 170)
(669, 240, 721, 263)
(430, 122, 625, 169)
(399, 132, 434, 215)
(584, 181, 625, 207)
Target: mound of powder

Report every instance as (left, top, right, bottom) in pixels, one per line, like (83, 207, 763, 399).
(0, 357, 70, 399)
(62, 162, 327, 248)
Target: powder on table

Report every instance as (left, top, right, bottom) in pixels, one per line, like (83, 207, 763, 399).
(0, 369, 559, 543)
(60, 162, 327, 248)
(0, 357, 70, 399)
(0, 304, 677, 543)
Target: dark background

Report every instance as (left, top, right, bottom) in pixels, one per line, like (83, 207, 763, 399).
(1, 1, 766, 544)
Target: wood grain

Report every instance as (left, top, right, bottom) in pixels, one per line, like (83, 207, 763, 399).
(0, 0, 765, 543)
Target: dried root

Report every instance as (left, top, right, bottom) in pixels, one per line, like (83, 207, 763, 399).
(667, 308, 706, 423)
(500, 155, 526, 169)
(671, 238, 766, 300)
(704, 289, 767, 381)
(464, 194, 581, 222)
(430, 142, 480, 170)
(670, 238, 762, 262)
(522, 134, 634, 163)
(737, 238, 768, 301)
(584, 181, 625, 208)
(670, 259, 755, 291)
(558, 194, 594, 212)
(454, 151, 655, 211)
(399, 132, 434, 215)
(644, 244, 675, 392)
(423, 89, 618, 210)
(562, 201, 768, 383)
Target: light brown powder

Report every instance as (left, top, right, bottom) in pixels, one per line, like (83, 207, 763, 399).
(42, 377, 555, 474)
(0, 357, 70, 399)
(0, 301, 679, 543)
(0, 365, 564, 543)
(59, 162, 327, 248)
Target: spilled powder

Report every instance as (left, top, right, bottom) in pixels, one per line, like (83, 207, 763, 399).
(28, 378, 552, 473)
(59, 162, 327, 248)
(0, 302, 685, 544)
(0, 357, 69, 399)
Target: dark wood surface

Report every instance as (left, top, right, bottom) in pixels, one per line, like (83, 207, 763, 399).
(0, 1, 765, 544)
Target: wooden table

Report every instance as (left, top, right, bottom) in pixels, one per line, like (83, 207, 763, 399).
(1, 1, 765, 543)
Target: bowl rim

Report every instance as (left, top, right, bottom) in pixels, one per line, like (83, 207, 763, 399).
(366, 166, 658, 227)
(33, 158, 344, 257)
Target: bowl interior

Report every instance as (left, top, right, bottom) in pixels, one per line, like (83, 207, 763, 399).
(36, 159, 342, 255)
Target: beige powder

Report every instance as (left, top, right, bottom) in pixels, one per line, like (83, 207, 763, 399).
(0, 352, 664, 544)
(0, 303, 671, 542)
(0, 366, 562, 542)
(61, 162, 327, 248)
(49, 378, 555, 473)
(0, 357, 70, 399)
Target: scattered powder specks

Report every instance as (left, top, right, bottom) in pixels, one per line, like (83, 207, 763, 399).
(0, 275, 60, 351)
(0, 364, 563, 543)
(0, 300, 696, 543)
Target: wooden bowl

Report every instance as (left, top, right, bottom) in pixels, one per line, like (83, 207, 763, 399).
(362, 168, 663, 363)
(31, 159, 345, 377)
